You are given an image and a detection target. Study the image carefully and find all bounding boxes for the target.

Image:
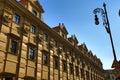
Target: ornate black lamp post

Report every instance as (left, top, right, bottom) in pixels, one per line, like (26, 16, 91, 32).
(93, 3, 117, 62)
(93, 3, 120, 79)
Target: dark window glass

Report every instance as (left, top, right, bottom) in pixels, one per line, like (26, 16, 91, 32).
(63, 46, 65, 51)
(54, 40, 57, 47)
(86, 71, 90, 80)
(13, 13, 20, 24)
(44, 33, 48, 41)
(32, 10, 37, 16)
(43, 54, 48, 65)
(63, 61, 67, 72)
(31, 25, 36, 34)
(81, 69, 84, 78)
(5, 77, 13, 80)
(70, 64, 73, 74)
(29, 48, 35, 60)
(10, 40, 17, 53)
(54, 58, 59, 69)
(76, 66, 79, 76)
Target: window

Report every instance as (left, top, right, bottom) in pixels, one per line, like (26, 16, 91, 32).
(31, 25, 36, 34)
(44, 33, 48, 41)
(13, 13, 20, 24)
(62, 61, 67, 72)
(16, 0, 21, 2)
(5, 77, 13, 80)
(62, 46, 66, 52)
(29, 48, 35, 60)
(70, 64, 73, 74)
(54, 58, 59, 69)
(10, 40, 18, 54)
(32, 10, 37, 16)
(75, 66, 79, 76)
(43, 53, 48, 65)
(81, 69, 84, 78)
(86, 71, 90, 80)
(54, 40, 57, 47)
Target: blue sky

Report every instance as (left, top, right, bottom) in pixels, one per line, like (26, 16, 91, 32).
(38, 0, 120, 69)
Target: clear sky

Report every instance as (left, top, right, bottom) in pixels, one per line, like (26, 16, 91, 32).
(38, 0, 120, 69)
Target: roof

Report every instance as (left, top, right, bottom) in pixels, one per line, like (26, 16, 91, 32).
(68, 35, 78, 44)
(52, 23, 68, 34)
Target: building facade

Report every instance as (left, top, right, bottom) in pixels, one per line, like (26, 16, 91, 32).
(0, 0, 105, 80)
(104, 69, 116, 80)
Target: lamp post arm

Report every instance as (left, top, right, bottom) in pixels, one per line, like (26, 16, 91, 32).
(103, 3, 117, 61)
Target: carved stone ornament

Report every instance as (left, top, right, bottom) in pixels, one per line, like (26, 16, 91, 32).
(36, 35, 43, 43)
(3, 15, 12, 23)
(65, 52, 69, 58)
(23, 25, 30, 34)
(4, 7, 13, 14)
(58, 47, 63, 52)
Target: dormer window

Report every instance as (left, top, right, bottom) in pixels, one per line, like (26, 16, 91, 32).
(32, 10, 37, 16)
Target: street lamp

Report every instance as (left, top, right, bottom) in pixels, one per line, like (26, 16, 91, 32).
(93, 3, 120, 78)
(93, 2, 117, 62)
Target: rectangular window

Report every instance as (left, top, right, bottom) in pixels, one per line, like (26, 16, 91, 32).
(62, 61, 67, 72)
(54, 58, 59, 69)
(31, 25, 36, 34)
(32, 10, 37, 16)
(62, 46, 65, 52)
(54, 40, 57, 47)
(10, 40, 17, 54)
(13, 13, 20, 24)
(5, 77, 13, 80)
(29, 48, 35, 60)
(43, 53, 48, 65)
(44, 33, 48, 41)
(81, 69, 84, 78)
(86, 71, 90, 80)
(70, 64, 73, 74)
(76, 66, 79, 76)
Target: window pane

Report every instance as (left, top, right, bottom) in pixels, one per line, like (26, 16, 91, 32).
(54, 40, 57, 47)
(43, 54, 48, 65)
(76, 67, 79, 76)
(5, 77, 13, 80)
(63, 61, 67, 72)
(29, 48, 35, 60)
(10, 40, 17, 53)
(32, 10, 37, 16)
(31, 25, 36, 33)
(13, 13, 20, 24)
(54, 58, 58, 69)
(70, 64, 73, 74)
(44, 33, 48, 41)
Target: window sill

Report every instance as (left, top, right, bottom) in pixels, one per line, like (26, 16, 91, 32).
(28, 58, 35, 62)
(7, 52, 18, 56)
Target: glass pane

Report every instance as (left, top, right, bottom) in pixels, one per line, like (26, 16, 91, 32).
(5, 77, 13, 80)
(13, 13, 20, 24)
(31, 25, 36, 33)
(43, 54, 47, 65)
(29, 48, 35, 60)
(10, 40, 17, 53)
